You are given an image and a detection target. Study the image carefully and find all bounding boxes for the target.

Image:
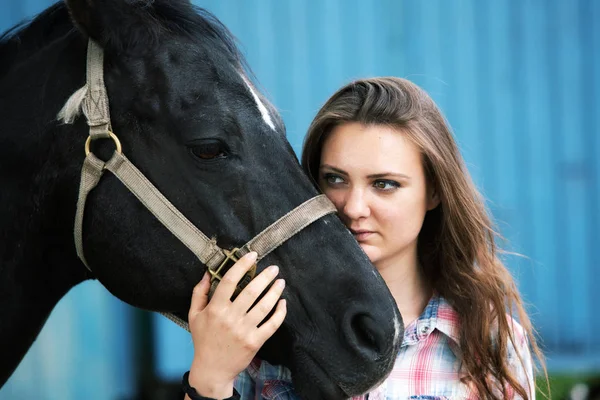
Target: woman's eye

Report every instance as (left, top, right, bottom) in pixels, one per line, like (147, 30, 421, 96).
(324, 174, 345, 185)
(190, 141, 227, 160)
(373, 180, 400, 190)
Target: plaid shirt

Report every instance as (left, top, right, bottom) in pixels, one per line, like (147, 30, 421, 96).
(234, 294, 535, 399)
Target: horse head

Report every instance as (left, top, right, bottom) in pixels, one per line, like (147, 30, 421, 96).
(0, 1, 402, 398)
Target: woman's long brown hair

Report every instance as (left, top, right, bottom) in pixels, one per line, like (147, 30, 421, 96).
(301, 77, 548, 399)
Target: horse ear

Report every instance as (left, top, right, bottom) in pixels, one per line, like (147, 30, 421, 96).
(63, 0, 96, 39)
(63, 0, 160, 51)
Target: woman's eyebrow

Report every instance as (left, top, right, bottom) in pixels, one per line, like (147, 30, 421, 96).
(321, 165, 410, 181)
(320, 164, 348, 175)
(367, 172, 411, 180)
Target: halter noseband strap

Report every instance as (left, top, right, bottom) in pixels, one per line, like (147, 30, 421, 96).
(73, 40, 336, 331)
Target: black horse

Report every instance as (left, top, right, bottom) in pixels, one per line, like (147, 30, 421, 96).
(0, 1, 402, 399)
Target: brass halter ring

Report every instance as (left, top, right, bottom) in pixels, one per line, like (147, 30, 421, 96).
(85, 131, 122, 156)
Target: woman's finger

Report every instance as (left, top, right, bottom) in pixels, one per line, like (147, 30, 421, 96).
(255, 299, 287, 342)
(188, 272, 210, 320)
(232, 265, 280, 314)
(245, 278, 285, 327)
(211, 251, 258, 304)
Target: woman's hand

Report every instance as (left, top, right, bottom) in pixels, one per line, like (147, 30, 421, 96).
(187, 252, 287, 399)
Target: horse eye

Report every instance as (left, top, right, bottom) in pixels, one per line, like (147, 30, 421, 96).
(190, 141, 227, 160)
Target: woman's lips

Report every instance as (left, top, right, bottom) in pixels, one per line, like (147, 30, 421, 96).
(350, 229, 374, 241)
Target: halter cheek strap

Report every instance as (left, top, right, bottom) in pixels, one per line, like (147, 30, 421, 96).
(72, 40, 336, 331)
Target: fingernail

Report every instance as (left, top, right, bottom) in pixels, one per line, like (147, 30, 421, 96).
(247, 251, 258, 262)
(268, 265, 279, 275)
(275, 279, 285, 289)
(202, 271, 208, 281)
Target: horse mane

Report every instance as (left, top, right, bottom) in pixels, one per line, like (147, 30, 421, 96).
(155, 2, 245, 65)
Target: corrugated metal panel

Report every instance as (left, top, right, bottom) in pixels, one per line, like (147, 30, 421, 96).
(1, 0, 598, 397)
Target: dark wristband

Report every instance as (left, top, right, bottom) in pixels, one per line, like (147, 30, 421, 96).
(182, 371, 240, 400)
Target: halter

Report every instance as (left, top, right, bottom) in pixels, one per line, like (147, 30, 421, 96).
(73, 40, 336, 331)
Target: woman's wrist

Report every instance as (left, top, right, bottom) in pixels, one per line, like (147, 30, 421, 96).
(187, 363, 235, 399)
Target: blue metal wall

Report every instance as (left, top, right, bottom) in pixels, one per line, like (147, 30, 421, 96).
(1, 0, 598, 399)
(0, 282, 135, 400)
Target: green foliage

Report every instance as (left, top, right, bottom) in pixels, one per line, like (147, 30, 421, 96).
(537, 374, 600, 399)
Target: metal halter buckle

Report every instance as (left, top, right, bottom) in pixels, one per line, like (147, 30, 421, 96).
(208, 248, 257, 296)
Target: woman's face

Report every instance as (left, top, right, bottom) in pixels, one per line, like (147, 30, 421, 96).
(318, 122, 438, 270)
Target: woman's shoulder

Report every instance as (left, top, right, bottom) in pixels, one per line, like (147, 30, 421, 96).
(505, 313, 528, 341)
(436, 295, 530, 345)
(485, 311, 531, 352)
(501, 314, 532, 365)
(433, 295, 533, 375)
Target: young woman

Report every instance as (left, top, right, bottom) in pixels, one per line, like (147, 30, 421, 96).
(184, 77, 546, 399)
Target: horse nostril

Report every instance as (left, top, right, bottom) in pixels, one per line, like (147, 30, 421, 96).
(348, 313, 386, 359)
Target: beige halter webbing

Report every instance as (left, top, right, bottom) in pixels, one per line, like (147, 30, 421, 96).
(73, 40, 336, 331)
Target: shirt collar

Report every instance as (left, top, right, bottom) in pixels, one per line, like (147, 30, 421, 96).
(402, 293, 460, 347)
(432, 295, 460, 345)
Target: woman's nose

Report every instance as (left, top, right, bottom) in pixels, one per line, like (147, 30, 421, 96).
(342, 188, 370, 220)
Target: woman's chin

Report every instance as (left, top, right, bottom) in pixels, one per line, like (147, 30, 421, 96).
(359, 244, 381, 264)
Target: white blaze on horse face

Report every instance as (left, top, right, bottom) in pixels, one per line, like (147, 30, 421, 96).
(240, 74, 276, 131)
